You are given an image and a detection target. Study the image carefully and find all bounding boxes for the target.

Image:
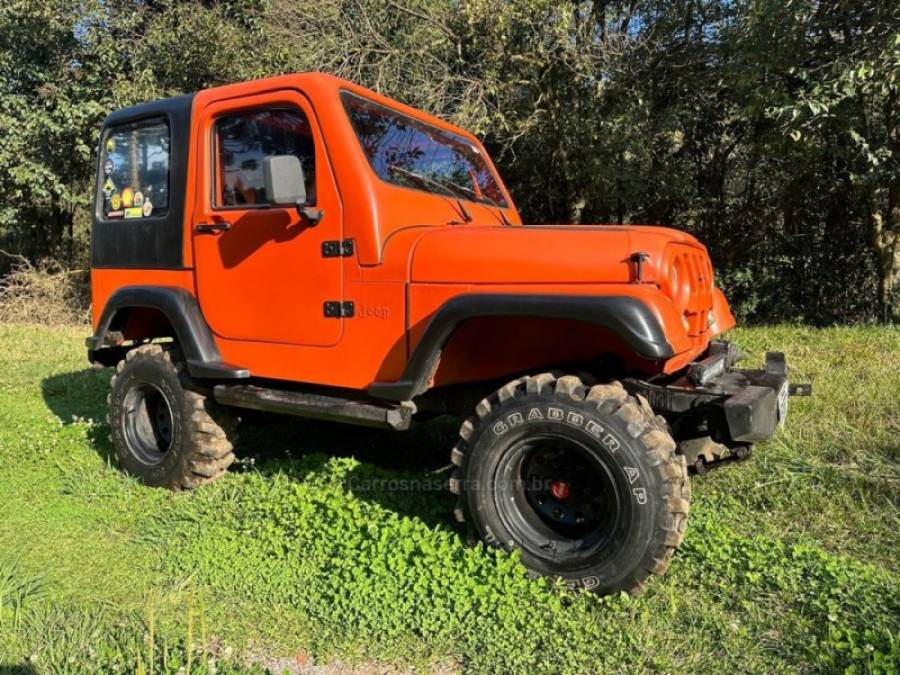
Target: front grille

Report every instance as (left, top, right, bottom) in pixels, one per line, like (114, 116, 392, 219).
(672, 246, 714, 336)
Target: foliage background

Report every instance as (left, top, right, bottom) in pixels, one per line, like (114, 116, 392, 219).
(0, 0, 898, 324)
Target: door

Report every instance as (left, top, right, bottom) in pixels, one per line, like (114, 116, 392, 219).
(191, 90, 344, 346)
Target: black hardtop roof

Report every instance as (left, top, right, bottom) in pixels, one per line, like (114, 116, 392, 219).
(101, 92, 196, 130)
(92, 92, 196, 270)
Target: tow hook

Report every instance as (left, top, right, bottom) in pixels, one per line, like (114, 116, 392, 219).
(679, 437, 753, 474)
(551, 480, 571, 500)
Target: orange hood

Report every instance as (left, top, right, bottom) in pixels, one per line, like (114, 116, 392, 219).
(408, 224, 704, 285)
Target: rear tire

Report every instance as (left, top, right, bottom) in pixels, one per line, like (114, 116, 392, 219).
(450, 373, 690, 594)
(108, 344, 237, 489)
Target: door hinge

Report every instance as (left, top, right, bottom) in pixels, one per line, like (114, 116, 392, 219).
(324, 301, 354, 318)
(321, 239, 355, 258)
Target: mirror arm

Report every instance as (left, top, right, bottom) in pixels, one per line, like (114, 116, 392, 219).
(295, 199, 324, 226)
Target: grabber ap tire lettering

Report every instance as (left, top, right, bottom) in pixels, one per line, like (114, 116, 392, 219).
(450, 373, 690, 595)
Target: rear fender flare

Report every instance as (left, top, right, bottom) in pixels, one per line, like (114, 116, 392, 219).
(87, 286, 249, 379)
(368, 294, 675, 401)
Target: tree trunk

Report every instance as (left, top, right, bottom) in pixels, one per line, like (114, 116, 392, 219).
(870, 195, 900, 323)
(873, 88, 899, 322)
(875, 229, 899, 323)
(569, 194, 587, 224)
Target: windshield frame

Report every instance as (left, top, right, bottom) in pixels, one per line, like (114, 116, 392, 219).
(339, 90, 509, 209)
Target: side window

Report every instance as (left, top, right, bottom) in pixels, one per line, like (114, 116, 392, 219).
(100, 118, 170, 220)
(214, 108, 316, 207)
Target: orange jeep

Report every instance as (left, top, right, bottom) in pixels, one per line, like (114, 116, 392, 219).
(87, 73, 808, 594)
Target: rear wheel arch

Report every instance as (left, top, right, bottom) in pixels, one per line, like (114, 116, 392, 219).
(106, 306, 175, 342)
(88, 286, 248, 379)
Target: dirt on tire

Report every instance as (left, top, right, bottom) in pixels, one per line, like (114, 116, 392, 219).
(108, 343, 238, 489)
(449, 373, 690, 594)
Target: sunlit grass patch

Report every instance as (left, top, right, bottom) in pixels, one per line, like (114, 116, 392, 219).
(0, 324, 897, 672)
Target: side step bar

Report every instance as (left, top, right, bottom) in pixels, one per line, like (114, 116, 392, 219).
(213, 384, 415, 431)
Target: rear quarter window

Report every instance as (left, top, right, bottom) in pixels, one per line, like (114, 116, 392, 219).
(99, 118, 170, 220)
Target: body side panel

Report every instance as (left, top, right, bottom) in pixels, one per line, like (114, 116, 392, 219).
(213, 278, 408, 387)
(212, 281, 698, 391)
(92, 269, 195, 330)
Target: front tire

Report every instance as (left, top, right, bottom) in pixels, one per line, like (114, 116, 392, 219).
(450, 374, 690, 594)
(108, 344, 237, 489)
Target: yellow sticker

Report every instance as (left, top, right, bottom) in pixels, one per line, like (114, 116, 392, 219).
(124, 207, 143, 219)
(122, 187, 134, 208)
(106, 138, 115, 153)
(110, 192, 122, 210)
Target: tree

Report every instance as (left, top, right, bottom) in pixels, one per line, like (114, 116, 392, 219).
(763, 0, 900, 321)
(0, 0, 273, 266)
(1, 0, 896, 323)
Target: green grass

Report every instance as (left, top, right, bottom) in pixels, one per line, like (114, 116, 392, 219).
(0, 324, 898, 673)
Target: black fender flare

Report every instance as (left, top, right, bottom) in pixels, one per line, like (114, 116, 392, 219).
(368, 294, 675, 401)
(86, 286, 249, 379)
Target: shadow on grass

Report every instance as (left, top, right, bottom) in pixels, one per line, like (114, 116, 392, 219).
(238, 412, 460, 528)
(40, 366, 110, 425)
(41, 367, 116, 464)
(41, 369, 460, 529)
(0, 664, 38, 674)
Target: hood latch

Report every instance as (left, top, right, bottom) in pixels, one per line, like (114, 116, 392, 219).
(630, 251, 650, 282)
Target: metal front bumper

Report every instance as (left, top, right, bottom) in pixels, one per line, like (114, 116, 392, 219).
(625, 341, 812, 445)
(714, 355, 793, 442)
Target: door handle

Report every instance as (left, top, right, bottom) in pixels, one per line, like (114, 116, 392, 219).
(195, 221, 232, 234)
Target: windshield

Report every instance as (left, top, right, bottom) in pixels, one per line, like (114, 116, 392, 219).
(341, 91, 508, 208)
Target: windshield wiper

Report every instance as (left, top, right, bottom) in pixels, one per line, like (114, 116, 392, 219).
(476, 192, 513, 226)
(414, 170, 512, 227)
(388, 165, 472, 223)
(450, 184, 512, 227)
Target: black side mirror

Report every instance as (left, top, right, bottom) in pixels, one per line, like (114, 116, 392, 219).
(262, 155, 323, 225)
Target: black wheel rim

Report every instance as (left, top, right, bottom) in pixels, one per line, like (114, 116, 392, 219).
(122, 382, 174, 465)
(493, 433, 626, 566)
